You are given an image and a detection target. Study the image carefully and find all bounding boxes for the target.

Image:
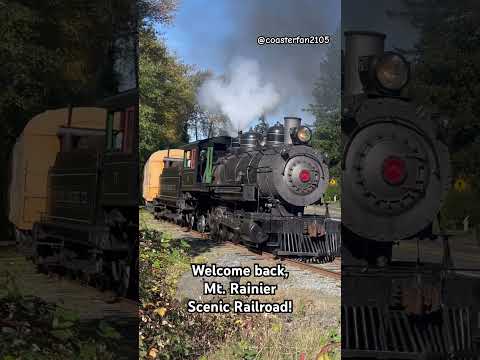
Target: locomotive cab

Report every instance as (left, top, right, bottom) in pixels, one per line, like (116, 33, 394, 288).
(180, 136, 231, 189)
(58, 126, 106, 152)
(101, 90, 138, 207)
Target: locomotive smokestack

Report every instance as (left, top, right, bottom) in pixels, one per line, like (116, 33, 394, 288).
(284, 117, 301, 145)
(344, 31, 385, 97)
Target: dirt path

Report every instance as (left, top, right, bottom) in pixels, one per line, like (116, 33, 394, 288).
(0, 246, 137, 320)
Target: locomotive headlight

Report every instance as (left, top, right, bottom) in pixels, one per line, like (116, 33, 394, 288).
(296, 126, 312, 143)
(375, 52, 410, 91)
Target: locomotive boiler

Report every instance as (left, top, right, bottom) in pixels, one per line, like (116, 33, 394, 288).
(213, 117, 329, 210)
(341, 31, 479, 358)
(151, 116, 340, 263)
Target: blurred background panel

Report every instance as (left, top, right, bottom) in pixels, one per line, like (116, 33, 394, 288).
(341, 1, 480, 358)
(1, 1, 141, 359)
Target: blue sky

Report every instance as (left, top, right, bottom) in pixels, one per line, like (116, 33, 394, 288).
(156, 0, 234, 74)
(156, 0, 341, 130)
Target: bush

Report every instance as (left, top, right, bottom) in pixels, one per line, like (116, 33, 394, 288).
(324, 183, 340, 203)
(440, 188, 480, 229)
(0, 290, 119, 360)
(139, 229, 240, 359)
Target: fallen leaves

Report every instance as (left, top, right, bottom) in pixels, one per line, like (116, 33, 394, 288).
(148, 347, 159, 358)
(154, 307, 167, 317)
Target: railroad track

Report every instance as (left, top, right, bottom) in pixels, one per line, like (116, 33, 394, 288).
(170, 224, 342, 281)
(224, 242, 341, 281)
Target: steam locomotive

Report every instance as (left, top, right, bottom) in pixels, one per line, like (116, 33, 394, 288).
(151, 117, 341, 263)
(12, 89, 139, 297)
(341, 31, 479, 358)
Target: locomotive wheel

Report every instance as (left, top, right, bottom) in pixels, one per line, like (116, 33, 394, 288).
(209, 208, 225, 241)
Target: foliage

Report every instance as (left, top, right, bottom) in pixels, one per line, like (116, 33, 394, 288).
(231, 340, 259, 360)
(139, 228, 240, 359)
(309, 27, 341, 114)
(139, 26, 205, 167)
(441, 186, 480, 228)
(206, 315, 340, 360)
(139, 0, 179, 27)
(308, 28, 341, 189)
(311, 108, 341, 181)
(138, 30, 231, 168)
(0, 0, 143, 238)
(253, 114, 269, 138)
(324, 184, 340, 202)
(0, 280, 121, 360)
(203, 111, 232, 137)
(1, 0, 138, 118)
(188, 70, 239, 140)
(397, 0, 480, 222)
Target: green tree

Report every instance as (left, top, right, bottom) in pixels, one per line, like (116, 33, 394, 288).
(0, 1, 174, 237)
(397, 0, 480, 223)
(310, 27, 341, 114)
(397, 0, 480, 180)
(138, 0, 179, 27)
(308, 28, 341, 198)
(203, 111, 231, 138)
(0, 0, 141, 239)
(187, 70, 221, 141)
(253, 114, 269, 138)
(312, 109, 341, 179)
(139, 27, 200, 167)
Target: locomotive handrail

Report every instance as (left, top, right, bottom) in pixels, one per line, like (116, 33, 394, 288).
(245, 152, 261, 184)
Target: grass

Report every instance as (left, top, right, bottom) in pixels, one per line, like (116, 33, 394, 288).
(206, 319, 340, 360)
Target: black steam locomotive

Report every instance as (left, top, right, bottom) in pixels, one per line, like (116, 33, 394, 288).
(154, 117, 341, 263)
(32, 89, 139, 297)
(341, 31, 479, 358)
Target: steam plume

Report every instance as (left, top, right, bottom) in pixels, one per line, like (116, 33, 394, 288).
(198, 57, 280, 132)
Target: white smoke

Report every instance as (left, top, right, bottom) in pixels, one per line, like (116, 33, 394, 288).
(198, 57, 280, 133)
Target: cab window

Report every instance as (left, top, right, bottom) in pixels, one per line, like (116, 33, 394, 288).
(184, 150, 191, 168)
(184, 149, 197, 169)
